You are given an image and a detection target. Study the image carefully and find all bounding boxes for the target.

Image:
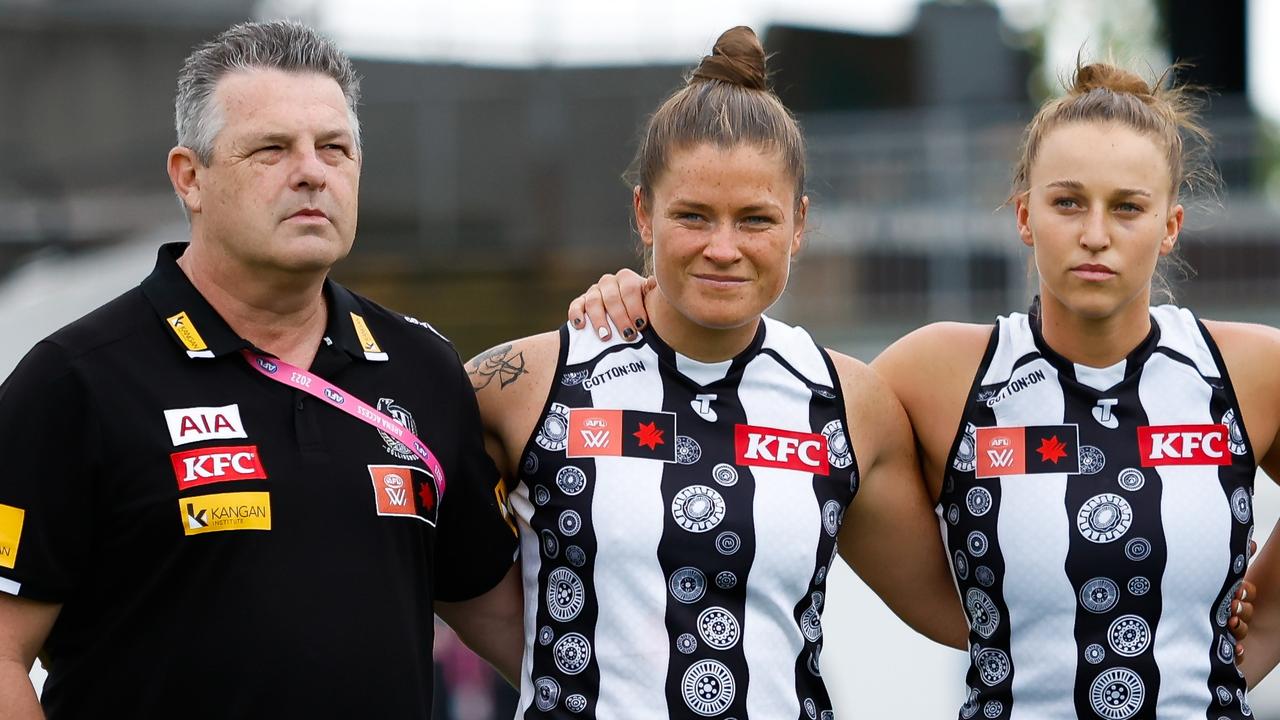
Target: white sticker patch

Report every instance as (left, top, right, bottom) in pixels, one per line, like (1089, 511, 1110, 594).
(164, 404, 247, 446)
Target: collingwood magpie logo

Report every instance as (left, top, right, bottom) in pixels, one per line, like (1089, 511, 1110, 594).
(376, 398, 419, 461)
(560, 369, 590, 387)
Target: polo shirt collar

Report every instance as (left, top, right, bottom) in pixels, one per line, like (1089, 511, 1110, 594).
(326, 278, 390, 362)
(140, 242, 390, 363)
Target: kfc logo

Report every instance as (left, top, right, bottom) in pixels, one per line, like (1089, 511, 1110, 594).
(170, 445, 266, 489)
(163, 405, 247, 446)
(1139, 424, 1232, 466)
(734, 424, 829, 475)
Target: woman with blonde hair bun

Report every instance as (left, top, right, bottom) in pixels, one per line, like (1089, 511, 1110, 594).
(472, 25, 968, 719)
(579, 59, 1273, 718)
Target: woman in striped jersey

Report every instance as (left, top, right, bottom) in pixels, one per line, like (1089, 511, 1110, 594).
(578, 63, 1270, 718)
(469, 26, 968, 719)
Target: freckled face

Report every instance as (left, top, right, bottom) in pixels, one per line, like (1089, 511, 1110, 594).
(635, 142, 806, 331)
(1017, 121, 1182, 321)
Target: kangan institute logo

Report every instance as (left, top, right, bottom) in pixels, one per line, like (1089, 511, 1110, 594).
(376, 398, 419, 461)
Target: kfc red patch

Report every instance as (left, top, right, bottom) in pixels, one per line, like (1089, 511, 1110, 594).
(170, 445, 266, 489)
(734, 424, 829, 475)
(1138, 424, 1232, 467)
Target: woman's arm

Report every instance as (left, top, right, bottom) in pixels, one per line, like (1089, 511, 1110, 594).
(443, 332, 560, 683)
(1205, 320, 1280, 686)
(829, 351, 968, 650)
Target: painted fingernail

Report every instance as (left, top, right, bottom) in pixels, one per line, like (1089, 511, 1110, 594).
(572, 317, 583, 327)
(622, 327, 634, 339)
(598, 326, 609, 340)
(635, 318, 646, 328)
(1237, 601, 1243, 615)
(1242, 588, 1248, 601)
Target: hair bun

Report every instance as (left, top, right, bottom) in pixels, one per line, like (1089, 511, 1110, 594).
(1073, 62, 1153, 97)
(690, 26, 768, 91)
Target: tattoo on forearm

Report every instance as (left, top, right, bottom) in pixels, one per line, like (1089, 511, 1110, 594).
(469, 344, 528, 390)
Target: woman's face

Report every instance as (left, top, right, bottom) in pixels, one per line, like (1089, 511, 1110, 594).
(635, 142, 807, 332)
(1016, 121, 1183, 321)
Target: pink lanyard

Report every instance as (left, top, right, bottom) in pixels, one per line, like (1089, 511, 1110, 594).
(241, 349, 447, 498)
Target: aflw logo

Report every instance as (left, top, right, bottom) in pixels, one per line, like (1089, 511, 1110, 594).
(734, 424, 829, 475)
(986, 437, 1015, 468)
(383, 473, 408, 506)
(974, 424, 1079, 478)
(579, 418, 611, 448)
(1139, 424, 1232, 467)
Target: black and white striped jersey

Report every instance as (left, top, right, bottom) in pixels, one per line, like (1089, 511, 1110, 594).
(941, 304, 1255, 720)
(513, 317, 858, 719)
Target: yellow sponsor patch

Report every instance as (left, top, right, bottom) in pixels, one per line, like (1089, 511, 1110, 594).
(0, 503, 25, 570)
(166, 311, 208, 352)
(181, 492, 271, 536)
(350, 312, 382, 353)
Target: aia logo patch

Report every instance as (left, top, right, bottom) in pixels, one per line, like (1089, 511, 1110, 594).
(369, 465, 440, 526)
(566, 409, 677, 462)
(975, 425, 1080, 478)
(170, 445, 266, 489)
(1138, 424, 1232, 466)
(163, 404, 247, 446)
(734, 424, 829, 475)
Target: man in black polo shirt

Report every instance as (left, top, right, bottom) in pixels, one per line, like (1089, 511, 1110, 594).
(0, 21, 520, 718)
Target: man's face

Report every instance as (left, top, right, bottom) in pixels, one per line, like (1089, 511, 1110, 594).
(192, 68, 360, 275)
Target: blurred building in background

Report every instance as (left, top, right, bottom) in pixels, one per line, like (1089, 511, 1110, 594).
(4, 0, 1276, 357)
(2, 0, 1278, 717)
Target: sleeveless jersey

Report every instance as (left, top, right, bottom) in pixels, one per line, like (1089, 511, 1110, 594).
(512, 316, 858, 719)
(941, 305, 1255, 720)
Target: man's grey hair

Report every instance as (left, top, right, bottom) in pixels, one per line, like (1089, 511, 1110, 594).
(175, 20, 362, 164)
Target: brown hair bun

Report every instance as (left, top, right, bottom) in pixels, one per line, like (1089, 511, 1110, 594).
(690, 26, 768, 91)
(1072, 63, 1153, 98)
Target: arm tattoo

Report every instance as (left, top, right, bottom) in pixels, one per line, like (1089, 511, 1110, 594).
(468, 344, 528, 390)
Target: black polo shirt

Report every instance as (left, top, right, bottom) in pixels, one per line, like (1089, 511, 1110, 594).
(0, 243, 517, 718)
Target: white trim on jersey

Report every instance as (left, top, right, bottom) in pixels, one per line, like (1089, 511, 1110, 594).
(982, 314, 1038, 387)
(1151, 305, 1220, 379)
(514, 478, 544, 717)
(761, 316, 836, 387)
(675, 354, 732, 386)
(1073, 359, 1127, 392)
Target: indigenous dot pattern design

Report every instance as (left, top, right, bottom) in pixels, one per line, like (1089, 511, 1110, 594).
(939, 308, 1256, 720)
(516, 320, 856, 718)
